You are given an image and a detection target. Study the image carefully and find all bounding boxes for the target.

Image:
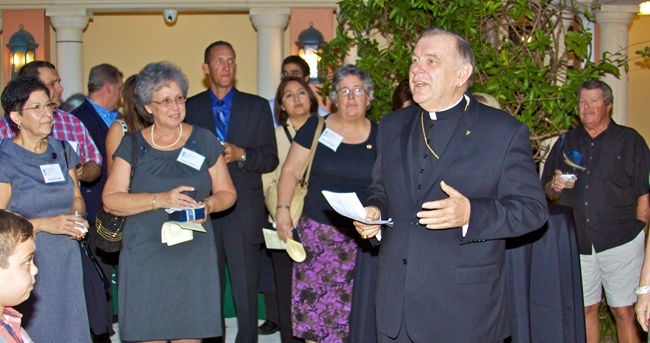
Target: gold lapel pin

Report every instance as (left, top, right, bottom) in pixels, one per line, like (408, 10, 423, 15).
(366, 144, 373, 149)
(466, 130, 471, 136)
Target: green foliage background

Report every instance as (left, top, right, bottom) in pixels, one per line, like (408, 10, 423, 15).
(319, 0, 626, 162)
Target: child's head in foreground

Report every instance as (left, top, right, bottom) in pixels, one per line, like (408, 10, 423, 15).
(0, 209, 38, 311)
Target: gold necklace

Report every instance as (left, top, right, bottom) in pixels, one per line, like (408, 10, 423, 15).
(151, 123, 183, 149)
(420, 110, 440, 159)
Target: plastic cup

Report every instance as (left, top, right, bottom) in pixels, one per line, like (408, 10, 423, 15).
(71, 211, 88, 233)
(560, 174, 577, 189)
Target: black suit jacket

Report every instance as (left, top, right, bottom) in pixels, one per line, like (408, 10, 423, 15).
(185, 88, 278, 244)
(72, 99, 108, 226)
(365, 96, 549, 342)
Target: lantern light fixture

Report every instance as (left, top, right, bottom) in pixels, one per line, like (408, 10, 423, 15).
(640, 1, 650, 15)
(6, 24, 39, 80)
(295, 22, 327, 83)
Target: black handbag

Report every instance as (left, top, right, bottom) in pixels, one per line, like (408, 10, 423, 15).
(59, 140, 112, 336)
(95, 132, 138, 252)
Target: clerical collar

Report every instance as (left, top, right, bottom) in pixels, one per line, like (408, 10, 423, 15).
(428, 94, 470, 120)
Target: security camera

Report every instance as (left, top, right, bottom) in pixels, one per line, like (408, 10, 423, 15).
(163, 9, 178, 24)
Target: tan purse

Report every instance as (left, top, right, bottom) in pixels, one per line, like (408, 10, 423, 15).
(273, 116, 324, 225)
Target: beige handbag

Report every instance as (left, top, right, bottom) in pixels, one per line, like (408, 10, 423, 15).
(271, 116, 324, 225)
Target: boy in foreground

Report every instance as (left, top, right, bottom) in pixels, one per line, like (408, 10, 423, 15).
(0, 209, 38, 342)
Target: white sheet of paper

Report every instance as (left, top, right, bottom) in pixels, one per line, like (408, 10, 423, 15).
(262, 228, 287, 250)
(321, 190, 393, 226)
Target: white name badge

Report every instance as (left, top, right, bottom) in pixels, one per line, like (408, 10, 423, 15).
(177, 148, 205, 170)
(40, 164, 66, 183)
(67, 141, 79, 155)
(318, 128, 343, 152)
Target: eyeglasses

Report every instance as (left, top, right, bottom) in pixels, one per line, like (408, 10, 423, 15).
(20, 102, 57, 114)
(281, 70, 304, 78)
(151, 96, 186, 107)
(337, 87, 366, 97)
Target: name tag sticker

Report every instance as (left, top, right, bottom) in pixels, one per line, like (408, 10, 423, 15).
(40, 164, 66, 183)
(318, 128, 343, 152)
(177, 148, 205, 170)
(67, 141, 79, 154)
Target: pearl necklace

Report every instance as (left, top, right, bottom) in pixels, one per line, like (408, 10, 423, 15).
(151, 123, 182, 149)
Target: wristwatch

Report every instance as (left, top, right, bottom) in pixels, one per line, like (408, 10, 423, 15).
(237, 151, 247, 168)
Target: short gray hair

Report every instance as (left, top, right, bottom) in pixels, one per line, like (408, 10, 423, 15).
(419, 27, 475, 86)
(134, 61, 189, 123)
(88, 64, 123, 94)
(577, 79, 613, 108)
(329, 64, 374, 105)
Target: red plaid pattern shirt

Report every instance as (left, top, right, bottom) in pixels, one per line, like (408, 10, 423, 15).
(0, 109, 102, 165)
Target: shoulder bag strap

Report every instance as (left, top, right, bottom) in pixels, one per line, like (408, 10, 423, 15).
(59, 140, 70, 170)
(282, 125, 293, 143)
(127, 132, 138, 193)
(299, 116, 324, 186)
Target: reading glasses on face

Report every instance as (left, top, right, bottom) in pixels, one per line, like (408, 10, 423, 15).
(337, 87, 366, 97)
(151, 96, 186, 107)
(20, 102, 57, 114)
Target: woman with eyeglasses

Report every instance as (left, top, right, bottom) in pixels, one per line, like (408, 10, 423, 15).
(276, 65, 378, 342)
(102, 62, 236, 342)
(0, 76, 90, 342)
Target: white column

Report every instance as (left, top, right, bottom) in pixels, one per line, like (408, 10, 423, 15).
(596, 6, 636, 125)
(250, 8, 290, 99)
(47, 8, 90, 99)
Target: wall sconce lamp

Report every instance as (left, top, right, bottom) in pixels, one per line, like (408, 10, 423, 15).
(640, 1, 650, 15)
(296, 22, 327, 83)
(6, 25, 38, 79)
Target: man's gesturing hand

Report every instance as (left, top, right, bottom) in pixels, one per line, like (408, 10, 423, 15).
(417, 181, 470, 230)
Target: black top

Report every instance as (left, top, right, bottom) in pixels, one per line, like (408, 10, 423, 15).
(541, 121, 650, 253)
(294, 115, 378, 227)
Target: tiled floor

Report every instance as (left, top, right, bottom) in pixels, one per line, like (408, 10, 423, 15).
(110, 318, 281, 343)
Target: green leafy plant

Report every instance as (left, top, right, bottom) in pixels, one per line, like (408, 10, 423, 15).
(320, 0, 628, 162)
(598, 301, 617, 343)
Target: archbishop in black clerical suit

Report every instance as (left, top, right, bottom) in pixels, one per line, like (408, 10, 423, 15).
(364, 94, 549, 342)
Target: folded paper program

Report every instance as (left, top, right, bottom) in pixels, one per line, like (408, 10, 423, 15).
(161, 221, 206, 246)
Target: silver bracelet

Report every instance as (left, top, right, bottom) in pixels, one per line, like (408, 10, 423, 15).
(634, 286, 650, 295)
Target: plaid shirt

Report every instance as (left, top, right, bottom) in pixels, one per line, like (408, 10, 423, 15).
(1, 307, 34, 343)
(0, 109, 102, 165)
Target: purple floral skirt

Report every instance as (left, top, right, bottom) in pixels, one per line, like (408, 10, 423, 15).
(292, 215, 359, 343)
